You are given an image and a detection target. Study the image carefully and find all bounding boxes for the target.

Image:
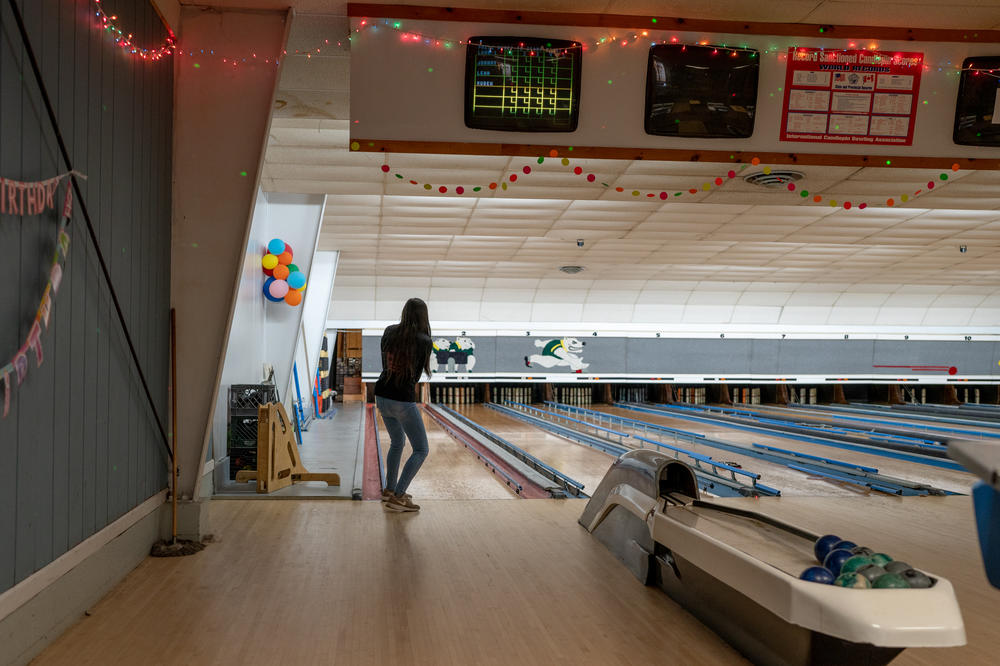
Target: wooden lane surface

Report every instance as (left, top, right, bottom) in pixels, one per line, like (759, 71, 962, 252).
(726, 495, 998, 666)
(30, 499, 747, 666)
(375, 409, 516, 500)
(599, 406, 977, 495)
(452, 404, 616, 496)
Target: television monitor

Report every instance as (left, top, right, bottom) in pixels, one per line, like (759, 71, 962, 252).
(465, 36, 582, 132)
(953, 56, 1000, 146)
(644, 44, 759, 138)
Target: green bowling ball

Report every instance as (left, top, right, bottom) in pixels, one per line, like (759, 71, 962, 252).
(840, 555, 875, 576)
(873, 573, 911, 589)
(856, 564, 887, 583)
(870, 553, 893, 567)
(901, 569, 933, 589)
(884, 560, 910, 574)
(834, 572, 871, 588)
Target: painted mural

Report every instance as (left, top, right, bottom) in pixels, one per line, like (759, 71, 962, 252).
(524, 337, 589, 372)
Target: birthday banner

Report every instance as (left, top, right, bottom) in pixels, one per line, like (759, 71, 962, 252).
(0, 171, 81, 419)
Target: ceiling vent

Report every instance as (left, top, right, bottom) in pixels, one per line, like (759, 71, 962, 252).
(743, 170, 805, 188)
(559, 265, 585, 274)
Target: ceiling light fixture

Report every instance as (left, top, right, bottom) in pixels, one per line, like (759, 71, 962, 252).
(559, 265, 585, 274)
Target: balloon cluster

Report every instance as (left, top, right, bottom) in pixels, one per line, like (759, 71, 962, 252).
(261, 238, 306, 306)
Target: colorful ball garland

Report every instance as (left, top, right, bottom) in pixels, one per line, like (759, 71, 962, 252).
(376, 152, 961, 209)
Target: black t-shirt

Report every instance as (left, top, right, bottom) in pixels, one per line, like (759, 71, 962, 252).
(373, 324, 433, 402)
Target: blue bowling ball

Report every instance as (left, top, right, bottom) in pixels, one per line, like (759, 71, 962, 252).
(833, 540, 858, 553)
(814, 534, 842, 564)
(799, 566, 835, 584)
(824, 548, 855, 576)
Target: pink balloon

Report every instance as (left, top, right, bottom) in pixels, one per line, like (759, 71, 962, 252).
(268, 279, 289, 299)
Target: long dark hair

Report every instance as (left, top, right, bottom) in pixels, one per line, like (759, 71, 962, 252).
(386, 297, 432, 380)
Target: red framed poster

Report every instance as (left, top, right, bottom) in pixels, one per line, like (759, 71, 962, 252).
(779, 48, 924, 146)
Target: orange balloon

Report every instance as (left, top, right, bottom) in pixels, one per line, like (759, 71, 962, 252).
(273, 264, 290, 280)
(277, 251, 293, 265)
(284, 290, 303, 306)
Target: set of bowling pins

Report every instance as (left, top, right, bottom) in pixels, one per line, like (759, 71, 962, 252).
(678, 387, 705, 404)
(787, 387, 817, 405)
(962, 388, 981, 404)
(492, 386, 533, 404)
(433, 385, 476, 405)
(615, 386, 646, 403)
(555, 386, 591, 406)
(733, 387, 764, 405)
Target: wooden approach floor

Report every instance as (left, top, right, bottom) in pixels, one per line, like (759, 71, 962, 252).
(32, 496, 998, 665)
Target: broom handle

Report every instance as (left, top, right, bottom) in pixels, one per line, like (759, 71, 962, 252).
(170, 309, 178, 540)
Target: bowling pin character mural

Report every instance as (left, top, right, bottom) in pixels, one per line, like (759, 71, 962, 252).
(524, 337, 589, 373)
(431, 336, 477, 373)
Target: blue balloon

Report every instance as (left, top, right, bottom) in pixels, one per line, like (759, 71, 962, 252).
(267, 238, 285, 255)
(262, 277, 282, 302)
(799, 566, 835, 584)
(287, 271, 306, 290)
(814, 534, 842, 564)
(824, 549, 855, 577)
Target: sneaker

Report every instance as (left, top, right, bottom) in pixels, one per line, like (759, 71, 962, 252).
(381, 488, 394, 502)
(385, 494, 420, 512)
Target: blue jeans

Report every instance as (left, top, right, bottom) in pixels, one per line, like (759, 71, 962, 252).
(375, 396, 429, 495)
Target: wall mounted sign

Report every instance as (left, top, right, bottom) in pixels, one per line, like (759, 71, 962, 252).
(464, 36, 582, 132)
(779, 48, 924, 146)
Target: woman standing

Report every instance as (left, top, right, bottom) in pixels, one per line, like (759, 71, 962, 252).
(374, 298, 434, 512)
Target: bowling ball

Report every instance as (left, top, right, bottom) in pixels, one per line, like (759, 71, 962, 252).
(850, 546, 875, 557)
(824, 548, 855, 576)
(870, 553, 893, 567)
(873, 573, 910, 589)
(832, 540, 858, 553)
(856, 564, 887, 583)
(840, 555, 875, 575)
(884, 560, 911, 574)
(834, 572, 871, 588)
(901, 569, 933, 589)
(799, 566, 835, 584)
(814, 534, 843, 564)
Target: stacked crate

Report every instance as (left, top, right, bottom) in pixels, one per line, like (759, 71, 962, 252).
(227, 384, 277, 479)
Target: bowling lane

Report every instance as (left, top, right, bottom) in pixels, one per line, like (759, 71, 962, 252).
(375, 408, 516, 500)
(451, 404, 615, 495)
(596, 406, 977, 495)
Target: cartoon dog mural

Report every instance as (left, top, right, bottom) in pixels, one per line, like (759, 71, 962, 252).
(431, 337, 477, 373)
(525, 337, 588, 372)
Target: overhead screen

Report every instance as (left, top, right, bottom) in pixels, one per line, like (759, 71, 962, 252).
(464, 36, 582, 132)
(644, 44, 760, 138)
(954, 56, 1000, 147)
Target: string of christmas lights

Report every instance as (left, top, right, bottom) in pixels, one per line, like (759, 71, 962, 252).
(93, 0, 175, 61)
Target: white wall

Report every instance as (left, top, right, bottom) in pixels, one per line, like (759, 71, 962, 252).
(328, 276, 1000, 334)
(262, 193, 326, 403)
(210, 190, 325, 468)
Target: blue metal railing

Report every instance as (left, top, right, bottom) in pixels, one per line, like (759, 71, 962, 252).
(548, 402, 952, 496)
(496, 402, 779, 498)
(618, 402, 967, 472)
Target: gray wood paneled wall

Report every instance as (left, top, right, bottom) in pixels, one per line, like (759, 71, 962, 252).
(0, 0, 171, 595)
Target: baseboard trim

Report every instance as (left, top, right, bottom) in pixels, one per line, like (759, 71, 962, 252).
(0, 489, 167, 622)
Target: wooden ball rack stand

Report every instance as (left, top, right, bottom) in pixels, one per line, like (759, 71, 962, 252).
(235, 402, 340, 493)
